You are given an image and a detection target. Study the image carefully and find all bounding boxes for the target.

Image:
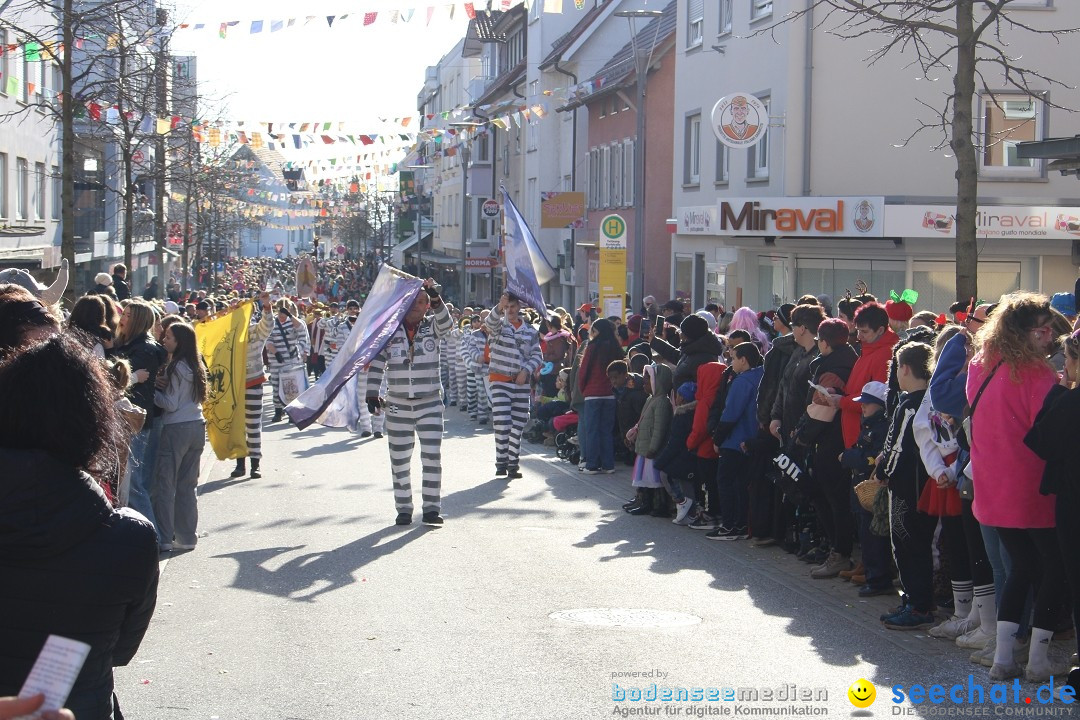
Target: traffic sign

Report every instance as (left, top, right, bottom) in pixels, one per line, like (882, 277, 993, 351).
(336, 245, 346, 255)
(481, 199, 501, 219)
(132, 150, 144, 163)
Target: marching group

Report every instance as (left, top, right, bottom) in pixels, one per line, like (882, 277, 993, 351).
(3, 249, 1080, 716)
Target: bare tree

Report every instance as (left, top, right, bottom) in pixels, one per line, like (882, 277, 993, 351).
(757, 1, 1078, 301)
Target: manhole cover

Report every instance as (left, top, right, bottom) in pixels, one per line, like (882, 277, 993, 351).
(549, 608, 701, 628)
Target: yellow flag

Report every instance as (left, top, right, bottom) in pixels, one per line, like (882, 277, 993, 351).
(195, 301, 252, 460)
(156, 117, 171, 134)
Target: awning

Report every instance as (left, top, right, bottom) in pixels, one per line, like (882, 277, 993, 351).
(391, 230, 434, 266)
(420, 251, 462, 265)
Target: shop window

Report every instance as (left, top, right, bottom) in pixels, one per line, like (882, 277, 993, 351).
(978, 93, 1044, 177)
(674, 255, 694, 302)
(794, 259, 904, 308)
(913, 261, 1021, 313)
(757, 255, 788, 310)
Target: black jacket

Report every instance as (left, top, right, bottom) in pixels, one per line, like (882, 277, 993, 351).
(651, 332, 723, 390)
(1024, 383, 1079, 499)
(111, 274, 130, 302)
(840, 408, 889, 482)
(756, 333, 796, 425)
(109, 335, 166, 426)
(770, 343, 818, 437)
(0, 449, 159, 720)
(796, 343, 858, 448)
(879, 389, 929, 500)
(615, 374, 648, 440)
(653, 400, 697, 481)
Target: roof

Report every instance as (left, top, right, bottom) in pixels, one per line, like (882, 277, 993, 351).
(559, 0, 677, 111)
(538, 0, 614, 70)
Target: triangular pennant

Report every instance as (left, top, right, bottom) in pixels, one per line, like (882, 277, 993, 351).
(363, 12, 377, 25)
(326, 15, 336, 26)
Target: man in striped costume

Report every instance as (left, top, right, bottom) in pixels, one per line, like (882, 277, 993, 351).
(320, 301, 347, 369)
(455, 309, 473, 410)
(266, 298, 311, 422)
(441, 305, 460, 406)
(367, 279, 453, 526)
(485, 291, 543, 479)
(232, 292, 274, 479)
(464, 315, 492, 425)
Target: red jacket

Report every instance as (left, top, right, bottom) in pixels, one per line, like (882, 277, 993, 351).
(838, 328, 899, 447)
(686, 361, 728, 459)
(576, 343, 623, 398)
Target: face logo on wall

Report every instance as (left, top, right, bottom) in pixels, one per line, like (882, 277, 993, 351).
(853, 200, 876, 233)
(712, 93, 768, 149)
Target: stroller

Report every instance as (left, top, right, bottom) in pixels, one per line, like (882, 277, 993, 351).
(554, 424, 580, 466)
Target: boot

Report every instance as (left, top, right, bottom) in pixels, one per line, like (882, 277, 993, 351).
(810, 552, 852, 579)
(250, 458, 261, 479)
(272, 408, 283, 423)
(623, 489, 644, 511)
(230, 458, 246, 478)
(628, 488, 655, 515)
(839, 562, 865, 581)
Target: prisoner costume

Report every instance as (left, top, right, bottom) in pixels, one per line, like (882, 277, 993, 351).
(367, 299, 453, 516)
(456, 323, 471, 414)
(463, 326, 491, 423)
(244, 309, 274, 461)
(267, 316, 311, 411)
(485, 306, 543, 475)
(320, 313, 346, 368)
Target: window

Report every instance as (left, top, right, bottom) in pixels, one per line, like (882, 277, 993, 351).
(751, 0, 772, 21)
(474, 132, 491, 163)
(20, 52, 30, 103)
(684, 113, 701, 185)
(16, 158, 28, 219)
(747, 98, 769, 180)
(51, 167, 59, 221)
(978, 92, 1045, 176)
(0, 154, 7, 218)
(599, 145, 611, 208)
(611, 143, 622, 207)
(34, 162, 45, 219)
(719, 0, 733, 36)
(715, 140, 729, 183)
(622, 139, 635, 206)
(0, 29, 8, 95)
(687, 0, 704, 47)
(587, 148, 599, 210)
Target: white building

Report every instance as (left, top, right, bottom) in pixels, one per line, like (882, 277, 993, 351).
(0, 11, 62, 278)
(670, 0, 1080, 311)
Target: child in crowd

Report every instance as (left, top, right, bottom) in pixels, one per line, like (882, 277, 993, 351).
(685, 361, 728, 530)
(653, 381, 699, 523)
(625, 364, 674, 515)
(839, 380, 892, 596)
(878, 342, 937, 630)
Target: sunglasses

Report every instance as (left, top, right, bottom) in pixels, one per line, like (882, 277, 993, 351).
(964, 316, 985, 326)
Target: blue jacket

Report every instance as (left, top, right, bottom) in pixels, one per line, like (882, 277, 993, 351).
(717, 365, 764, 453)
(929, 333, 969, 418)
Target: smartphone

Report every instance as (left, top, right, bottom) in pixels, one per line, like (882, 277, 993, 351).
(655, 315, 666, 333)
(639, 318, 652, 337)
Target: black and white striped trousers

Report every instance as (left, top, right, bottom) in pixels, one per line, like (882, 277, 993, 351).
(456, 360, 469, 410)
(385, 393, 444, 515)
(244, 383, 264, 459)
(490, 381, 531, 469)
(446, 356, 459, 404)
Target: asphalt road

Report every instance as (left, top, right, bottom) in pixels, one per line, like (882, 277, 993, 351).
(113, 400, 1075, 719)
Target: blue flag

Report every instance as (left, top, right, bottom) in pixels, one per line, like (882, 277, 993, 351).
(286, 265, 423, 430)
(501, 188, 555, 313)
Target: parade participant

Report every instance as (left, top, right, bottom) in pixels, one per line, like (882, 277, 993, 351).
(485, 291, 544, 478)
(265, 299, 310, 423)
(463, 314, 491, 424)
(444, 306, 462, 407)
(232, 293, 274, 479)
(455, 309, 473, 410)
(366, 279, 453, 526)
(321, 301, 346, 370)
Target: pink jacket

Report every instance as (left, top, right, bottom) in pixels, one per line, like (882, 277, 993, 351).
(966, 352, 1057, 528)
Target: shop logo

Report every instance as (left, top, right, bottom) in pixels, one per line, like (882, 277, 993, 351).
(848, 679, 876, 709)
(853, 200, 876, 234)
(712, 93, 768, 149)
(682, 208, 713, 232)
(1055, 213, 1080, 236)
(921, 212, 954, 234)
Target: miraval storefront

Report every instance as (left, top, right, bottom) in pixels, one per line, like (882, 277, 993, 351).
(670, 196, 1080, 312)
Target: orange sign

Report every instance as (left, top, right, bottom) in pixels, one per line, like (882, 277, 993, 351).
(540, 191, 586, 229)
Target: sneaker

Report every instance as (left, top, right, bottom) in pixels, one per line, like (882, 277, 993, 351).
(582, 468, 601, 475)
(250, 468, 262, 479)
(882, 606, 937, 631)
(989, 662, 1022, 681)
(971, 638, 996, 667)
(602, 468, 616, 474)
(673, 498, 694, 524)
(578, 462, 587, 471)
(956, 624, 995, 650)
(172, 542, 197, 551)
(849, 574, 867, 585)
(929, 614, 980, 640)
(674, 507, 699, 526)
(1025, 655, 1074, 683)
(373, 432, 383, 439)
(707, 525, 747, 541)
(689, 514, 719, 531)
(881, 603, 910, 622)
(858, 584, 895, 598)
(749, 537, 777, 548)
(421, 512, 444, 527)
(810, 552, 851, 579)
(507, 467, 522, 479)
(568, 436, 579, 445)
(395, 513, 412, 526)
(705, 525, 733, 540)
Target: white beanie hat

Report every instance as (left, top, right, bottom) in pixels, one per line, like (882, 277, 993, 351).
(94, 272, 113, 286)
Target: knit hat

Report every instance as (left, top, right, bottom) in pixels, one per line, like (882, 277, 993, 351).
(676, 381, 697, 402)
(1051, 292, 1076, 317)
(627, 314, 643, 333)
(885, 299, 914, 322)
(163, 300, 179, 314)
(680, 314, 709, 342)
(94, 272, 113, 286)
(776, 303, 795, 329)
(695, 309, 718, 332)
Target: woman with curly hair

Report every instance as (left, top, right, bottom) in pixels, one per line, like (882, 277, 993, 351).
(967, 292, 1067, 682)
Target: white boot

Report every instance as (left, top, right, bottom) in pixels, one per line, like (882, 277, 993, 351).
(929, 584, 977, 639)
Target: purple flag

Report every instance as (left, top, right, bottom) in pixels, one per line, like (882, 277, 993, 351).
(286, 265, 422, 429)
(501, 188, 555, 313)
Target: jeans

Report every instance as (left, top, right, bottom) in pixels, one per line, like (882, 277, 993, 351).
(127, 426, 158, 530)
(582, 398, 616, 470)
(716, 449, 749, 528)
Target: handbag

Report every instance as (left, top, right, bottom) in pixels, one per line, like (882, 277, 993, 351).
(767, 444, 811, 504)
(854, 478, 886, 512)
(278, 366, 308, 405)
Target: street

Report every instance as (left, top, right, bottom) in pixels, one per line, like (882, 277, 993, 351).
(114, 401, 1057, 719)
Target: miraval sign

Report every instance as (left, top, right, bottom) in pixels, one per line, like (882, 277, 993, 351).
(677, 197, 885, 238)
(885, 205, 1080, 240)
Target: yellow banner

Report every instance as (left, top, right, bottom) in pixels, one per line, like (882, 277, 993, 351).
(598, 214, 627, 320)
(195, 301, 253, 460)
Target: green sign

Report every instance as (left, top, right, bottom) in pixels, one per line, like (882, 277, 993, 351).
(601, 214, 626, 240)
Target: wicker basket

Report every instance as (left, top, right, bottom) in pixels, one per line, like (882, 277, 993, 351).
(854, 479, 886, 512)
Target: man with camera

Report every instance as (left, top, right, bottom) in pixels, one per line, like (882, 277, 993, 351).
(265, 298, 310, 423)
(366, 279, 453, 526)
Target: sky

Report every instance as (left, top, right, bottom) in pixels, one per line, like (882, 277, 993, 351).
(169, 0, 472, 132)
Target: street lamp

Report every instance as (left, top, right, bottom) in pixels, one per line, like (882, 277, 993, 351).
(449, 120, 483, 305)
(615, 8, 662, 314)
(405, 162, 433, 277)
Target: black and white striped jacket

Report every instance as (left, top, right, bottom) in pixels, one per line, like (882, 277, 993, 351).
(484, 306, 543, 379)
(367, 303, 453, 399)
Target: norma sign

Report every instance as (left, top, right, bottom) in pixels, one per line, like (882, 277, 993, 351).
(481, 199, 501, 219)
(711, 93, 768, 149)
(466, 256, 497, 273)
